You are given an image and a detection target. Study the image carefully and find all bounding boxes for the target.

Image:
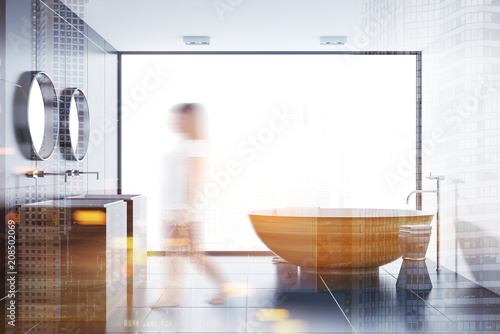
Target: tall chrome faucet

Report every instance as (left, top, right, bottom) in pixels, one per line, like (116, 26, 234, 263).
(407, 173, 445, 272)
(406, 189, 437, 204)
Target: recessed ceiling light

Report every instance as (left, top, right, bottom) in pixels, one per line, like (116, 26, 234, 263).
(183, 36, 211, 45)
(320, 36, 347, 45)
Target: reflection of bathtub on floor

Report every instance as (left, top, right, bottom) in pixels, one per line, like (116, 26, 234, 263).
(249, 207, 434, 270)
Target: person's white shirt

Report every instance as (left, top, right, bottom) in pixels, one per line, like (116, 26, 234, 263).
(159, 138, 209, 222)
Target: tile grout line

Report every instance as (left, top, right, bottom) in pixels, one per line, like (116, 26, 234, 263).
(319, 275, 358, 334)
(137, 259, 163, 331)
(380, 266, 468, 334)
(23, 321, 43, 334)
(244, 254, 250, 333)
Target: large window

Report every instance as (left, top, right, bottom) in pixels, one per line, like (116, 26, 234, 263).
(121, 53, 418, 251)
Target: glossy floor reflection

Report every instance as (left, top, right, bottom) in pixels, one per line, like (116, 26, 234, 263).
(12, 255, 500, 333)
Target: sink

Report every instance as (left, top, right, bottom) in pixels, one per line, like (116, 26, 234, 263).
(19, 198, 127, 322)
(70, 194, 147, 289)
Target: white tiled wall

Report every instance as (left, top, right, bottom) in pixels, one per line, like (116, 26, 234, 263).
(355, 0, 500, 294)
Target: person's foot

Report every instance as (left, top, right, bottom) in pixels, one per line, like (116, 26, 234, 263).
(206, 292, 227, 305)
(151, 300, 179, 308)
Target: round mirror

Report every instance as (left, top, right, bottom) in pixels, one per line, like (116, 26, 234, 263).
(27, 72, 58, 160)
(68, 88, 90, 161)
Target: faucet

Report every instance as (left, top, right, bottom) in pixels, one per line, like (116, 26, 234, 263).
(406, 173, 445, 272)
(406, 189, 437, 205)
(26, 169, 99, 182)
(26, 169, 66, 180)
(65, 169, 99, 182)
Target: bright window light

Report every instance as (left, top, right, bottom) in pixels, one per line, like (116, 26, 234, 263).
(122, 54, 417, 251)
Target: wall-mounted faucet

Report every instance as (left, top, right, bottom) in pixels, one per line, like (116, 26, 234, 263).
(407, 173, 445, 272)
(26, 169, 99, 182)
(65, 169, 99, 181)
(25, 169, 65, 180)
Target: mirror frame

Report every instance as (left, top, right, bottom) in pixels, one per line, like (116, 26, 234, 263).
(68, 88, 90, 161)
(27, 71, 58, 160)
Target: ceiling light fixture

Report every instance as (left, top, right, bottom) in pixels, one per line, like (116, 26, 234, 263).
(320, 36, 347, 45)
(183, 36, 211, 45)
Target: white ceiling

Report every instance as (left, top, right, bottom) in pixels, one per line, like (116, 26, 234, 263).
(64, 0, 353, 51)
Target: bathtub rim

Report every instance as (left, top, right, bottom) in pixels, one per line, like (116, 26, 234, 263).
(248, 207, 436, 219)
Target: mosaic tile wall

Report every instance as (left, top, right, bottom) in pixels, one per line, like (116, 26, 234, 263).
(2, 0, 118, 333)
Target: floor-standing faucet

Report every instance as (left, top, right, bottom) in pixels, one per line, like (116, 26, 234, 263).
(406, 173, 445, 272)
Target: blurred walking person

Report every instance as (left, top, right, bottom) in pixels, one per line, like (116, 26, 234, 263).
(152, 103, 227, 307)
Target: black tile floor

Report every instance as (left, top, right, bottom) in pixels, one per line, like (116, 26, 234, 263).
(113, 255, 500, 333)
(12, 255, 500, 333)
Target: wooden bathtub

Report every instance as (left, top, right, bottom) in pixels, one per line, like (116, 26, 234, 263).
(249, 207, 434, 270)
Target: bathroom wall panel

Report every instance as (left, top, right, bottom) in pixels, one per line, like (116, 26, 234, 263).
(4, 0, 33, 85)
(357, 0, 500, 296)
(1, 0, 118, 201)
(79, 27, 119, 195)
(0, 2, 6, 331)
(1, 1, 118, 331)
(103, 41, 119, 194)
(55, 0, 89, 197)
(102, 124, 119, 194)
(2, 2, 39, 333)
(0, 2, 5, 192)
(4, 0, 36, 200)
(86, 28, 106, 193)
